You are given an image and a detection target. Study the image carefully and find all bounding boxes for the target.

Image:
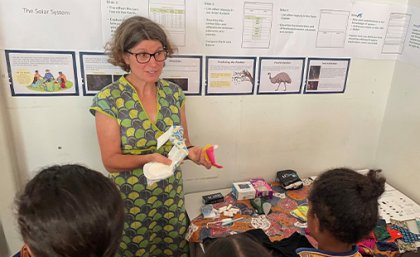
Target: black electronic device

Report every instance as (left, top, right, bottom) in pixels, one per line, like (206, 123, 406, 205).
(202, 192, 224, 204)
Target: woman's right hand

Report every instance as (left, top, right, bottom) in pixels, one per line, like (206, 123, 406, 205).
(187, 146, 212, 169)
(149, 153, 172, 166)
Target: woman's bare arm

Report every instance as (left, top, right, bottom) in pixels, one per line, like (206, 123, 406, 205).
(95, 112, 171, 172)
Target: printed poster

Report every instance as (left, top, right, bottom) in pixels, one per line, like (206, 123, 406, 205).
(5, 50, 78, 96)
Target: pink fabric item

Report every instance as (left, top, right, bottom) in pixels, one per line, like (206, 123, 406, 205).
(357, 232, 376, 256)
(204, 145, 223, 168)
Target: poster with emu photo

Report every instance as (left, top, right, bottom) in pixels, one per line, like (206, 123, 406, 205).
(5, 50, 78, 96)
(258, 57, 305, 94)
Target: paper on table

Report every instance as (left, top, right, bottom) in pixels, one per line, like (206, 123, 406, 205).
(379, 184, 420, 223)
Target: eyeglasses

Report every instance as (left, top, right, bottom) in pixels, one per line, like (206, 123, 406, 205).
(126, 49, 168, 64)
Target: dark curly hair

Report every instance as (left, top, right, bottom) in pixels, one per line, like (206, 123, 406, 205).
(16, 164, 125, 257)
(204, 233, 272, 257)
(106, 16, 176, 72)
(308, 168, 385, 244)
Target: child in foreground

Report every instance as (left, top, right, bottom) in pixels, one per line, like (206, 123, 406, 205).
(204, 233, 273, 257)
(297, 168, 385, 257)
(15, 164, 124, 257)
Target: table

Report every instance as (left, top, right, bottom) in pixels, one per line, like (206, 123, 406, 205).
(184, 180, 313, 243)
(184, 179, 420, 257)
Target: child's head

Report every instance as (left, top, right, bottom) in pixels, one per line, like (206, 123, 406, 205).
(307, 168, 385, 245)
(16, 164, 125, 257)
(204, 233, 272, 257)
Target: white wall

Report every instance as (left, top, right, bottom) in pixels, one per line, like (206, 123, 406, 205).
(375, 62, 420, 204)
(0, 83, 24, 257)
(373, 0, 420, 204)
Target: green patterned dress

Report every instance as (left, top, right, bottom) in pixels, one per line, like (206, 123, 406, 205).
(90, 76, 189, 257)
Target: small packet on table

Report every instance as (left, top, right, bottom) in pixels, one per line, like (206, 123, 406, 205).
(290, 205, 309, 222)
(201, 204, 217, 218)
(202, 192, 225, 205)
(232, 182, 256, 200)
(250, 178, 273, 199)
(276, 170, 303, 190)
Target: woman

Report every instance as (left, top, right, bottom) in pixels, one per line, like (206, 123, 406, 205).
(90, 16, 211, 257)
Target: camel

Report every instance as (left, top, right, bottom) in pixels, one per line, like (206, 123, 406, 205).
(268, 72, 291, 91)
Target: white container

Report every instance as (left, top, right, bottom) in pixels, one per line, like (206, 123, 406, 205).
(232, 182, 256, 200)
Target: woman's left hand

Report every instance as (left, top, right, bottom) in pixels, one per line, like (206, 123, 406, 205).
(187, 146, 212, 169)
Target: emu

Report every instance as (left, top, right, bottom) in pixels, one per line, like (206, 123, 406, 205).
(268, 72, 291, 91)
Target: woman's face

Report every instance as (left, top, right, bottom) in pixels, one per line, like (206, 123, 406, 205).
(124, 39, 165, 84)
